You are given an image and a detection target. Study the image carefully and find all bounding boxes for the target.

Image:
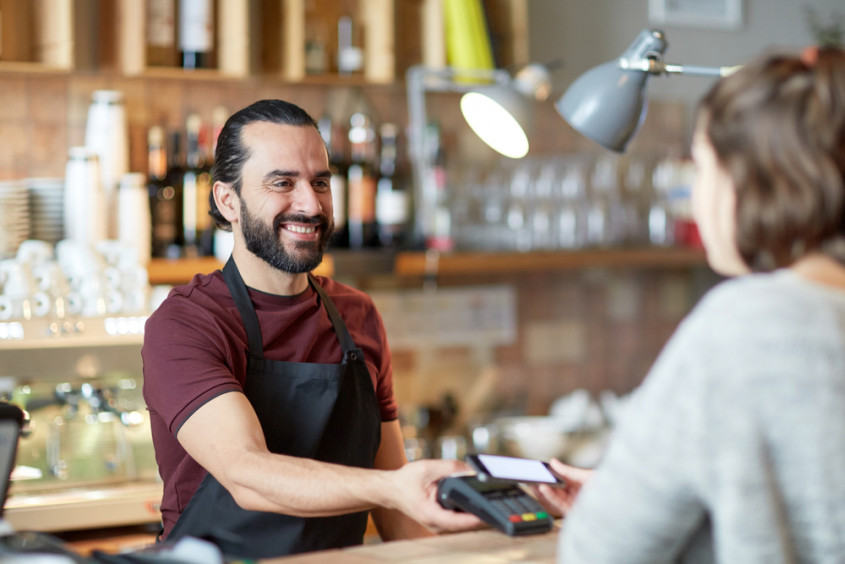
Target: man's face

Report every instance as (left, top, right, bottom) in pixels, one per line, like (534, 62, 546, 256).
(237, 121, 334, 273)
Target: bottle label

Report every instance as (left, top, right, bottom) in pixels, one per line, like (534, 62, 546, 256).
(348, 168, 376, 223)
(331, 174, 347, 227)
(148, 0, 176, 47)
(183, 171, 198, 244)
(179, 0, 213, 52)
(376, 183, 408, 225)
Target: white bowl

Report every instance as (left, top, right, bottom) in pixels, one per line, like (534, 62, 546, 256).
(495, 415, 567, 461)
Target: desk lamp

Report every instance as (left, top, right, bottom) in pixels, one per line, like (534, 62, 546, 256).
(459, 63, 552, 159)
(406, 64, 551, 244)
(556, 29, 740, 152)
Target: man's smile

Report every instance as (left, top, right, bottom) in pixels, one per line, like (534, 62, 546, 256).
(283, 224, 318, 235)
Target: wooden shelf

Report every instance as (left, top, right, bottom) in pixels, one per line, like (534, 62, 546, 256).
(393, 247, 709, 277)
(147, 249, 704, 285)
(0, 61, 71, 74)
(146, 257, 223, 285)
(147, 255, 335, 285)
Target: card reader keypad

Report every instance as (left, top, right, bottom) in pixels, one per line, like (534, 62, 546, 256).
(489, 487, 549, 523)
(436, 474, 554, 536)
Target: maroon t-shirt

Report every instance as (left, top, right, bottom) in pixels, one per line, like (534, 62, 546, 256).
(141, 271, 398, 538)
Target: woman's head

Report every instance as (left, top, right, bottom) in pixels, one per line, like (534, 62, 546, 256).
(692, 47, 845, 274)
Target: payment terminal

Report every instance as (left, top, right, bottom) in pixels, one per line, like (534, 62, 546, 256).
(436, 474, 554, 536)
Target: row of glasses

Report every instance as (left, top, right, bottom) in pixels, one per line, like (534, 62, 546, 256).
(448, 153, 689, 252)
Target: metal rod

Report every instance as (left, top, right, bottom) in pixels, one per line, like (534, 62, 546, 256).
(405, 65, 511, 246)
(620, 57, 739, 77)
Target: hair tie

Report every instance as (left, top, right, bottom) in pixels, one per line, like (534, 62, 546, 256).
(801, 46, 819, 67)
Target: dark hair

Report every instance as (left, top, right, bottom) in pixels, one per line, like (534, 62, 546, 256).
(209, 99, 320, 230)
(697, 47, 845, 271)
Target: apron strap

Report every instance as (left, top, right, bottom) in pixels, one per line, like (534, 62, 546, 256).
(308, 275, 360, 361)
(222, 256, 264, 355)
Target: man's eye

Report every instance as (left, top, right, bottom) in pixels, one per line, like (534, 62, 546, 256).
(314, 179, 330, 192)
(271, 179, 293, 189)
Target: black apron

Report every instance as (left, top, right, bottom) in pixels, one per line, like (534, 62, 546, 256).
(166, 257, 382, 559)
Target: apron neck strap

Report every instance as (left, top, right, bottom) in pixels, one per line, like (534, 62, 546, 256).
(222, 256, 264, 354)
(307, 275, 360, 359)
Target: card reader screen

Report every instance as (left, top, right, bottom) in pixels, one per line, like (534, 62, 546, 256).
(477, 454, 560, 484)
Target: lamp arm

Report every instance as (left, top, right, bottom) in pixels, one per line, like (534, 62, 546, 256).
(619, 57, 740, 77)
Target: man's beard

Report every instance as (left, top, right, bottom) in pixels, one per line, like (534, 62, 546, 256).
(240, 199, 333, 274)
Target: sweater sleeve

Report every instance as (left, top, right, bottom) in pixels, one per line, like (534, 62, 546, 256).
(558, 303, 714, 563)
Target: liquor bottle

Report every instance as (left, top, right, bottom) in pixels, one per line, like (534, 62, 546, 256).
(146, 0, 177, 67)
(179, 0, 214, 69)
(336, 0, 363, 75)
(375, 122, 409, 247)
(209, 105, 233, 260)
(182, 113, 214, 256)
(304, 0, 328, 75)
(318, 113, 349, 248)
(425, 122, 454, 252)
(147, 126, 183, 258)
(346, 111, 378, 249)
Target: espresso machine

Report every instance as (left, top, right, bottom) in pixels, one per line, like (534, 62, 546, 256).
(0, 315, 162, 533)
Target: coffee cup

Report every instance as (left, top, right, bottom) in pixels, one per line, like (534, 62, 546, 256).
(16, 240, 54, 264)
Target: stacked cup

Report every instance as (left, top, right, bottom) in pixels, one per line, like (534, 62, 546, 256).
(64, 147, 106, 247)
(84, 90, 129, 240)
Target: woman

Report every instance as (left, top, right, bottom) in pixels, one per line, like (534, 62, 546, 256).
(538, 46, 845, 562)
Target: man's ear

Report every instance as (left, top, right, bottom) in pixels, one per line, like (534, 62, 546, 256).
(213, 181, 239, 224)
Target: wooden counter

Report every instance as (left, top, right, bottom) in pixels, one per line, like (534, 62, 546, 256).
(50, 522, 560, 562)
(264, 524, 562, 563)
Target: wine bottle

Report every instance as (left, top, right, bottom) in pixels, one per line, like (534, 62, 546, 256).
(182, 113, 214, 256)
(146, 0, 177, 67)
(148, 126, 183, 258)
(336, 0, 363, 75)
(346, 111, 378, 249)
(179, 0, 214, 69)
(318, 113, 349, 249)
(376, 122, 409, 247)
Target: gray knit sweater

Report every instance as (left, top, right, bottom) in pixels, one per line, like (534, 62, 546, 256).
(558, 270, 845, 563)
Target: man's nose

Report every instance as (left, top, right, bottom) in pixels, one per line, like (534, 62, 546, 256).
(291, 180, 323, 214)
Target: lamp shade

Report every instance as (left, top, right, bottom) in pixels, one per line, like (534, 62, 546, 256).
(555, 61, 650, 152)
(460, 85, 531, 159)
(555, 29, 669, 152)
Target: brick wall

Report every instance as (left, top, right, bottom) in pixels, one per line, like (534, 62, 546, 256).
(373, 265, 719, 423)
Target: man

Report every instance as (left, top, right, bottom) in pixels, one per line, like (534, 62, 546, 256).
(142, 99, 481, 559)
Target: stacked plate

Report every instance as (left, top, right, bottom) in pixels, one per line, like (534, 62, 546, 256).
(0, 180, 30, 259)
(27, 178, 65, 245)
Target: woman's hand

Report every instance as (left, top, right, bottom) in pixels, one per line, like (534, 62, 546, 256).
(532, 458, 594, 517)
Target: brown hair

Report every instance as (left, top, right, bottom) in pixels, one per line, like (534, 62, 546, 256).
(697, 47, 845, 271)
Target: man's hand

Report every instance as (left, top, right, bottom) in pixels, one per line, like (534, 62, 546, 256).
(385, 459, 484, 533)
(532, 458, 594, 517)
